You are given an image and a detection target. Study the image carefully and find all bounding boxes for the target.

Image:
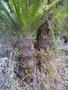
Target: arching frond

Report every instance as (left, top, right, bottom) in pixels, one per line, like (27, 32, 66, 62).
(0, 0, 20, 35)
(0, 0, 60, 35)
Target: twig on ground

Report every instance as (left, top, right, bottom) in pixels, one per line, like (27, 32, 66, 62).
(19, 74, 30, 84)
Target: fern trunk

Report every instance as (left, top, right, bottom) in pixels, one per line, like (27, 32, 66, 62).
(18, 35, 34, 84)
(35, 0, 53, 72)
(36, 19, 52, 51)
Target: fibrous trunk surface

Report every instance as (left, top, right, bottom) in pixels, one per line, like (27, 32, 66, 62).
(18, 36, 34, 84)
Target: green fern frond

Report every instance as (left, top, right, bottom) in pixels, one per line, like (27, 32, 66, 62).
(11, 0, 30, 32)
(30, 0, 60, 33)
(0, 0, 20, 35)
(30, 0, 42, 17)
(0, 0, 60, 36)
